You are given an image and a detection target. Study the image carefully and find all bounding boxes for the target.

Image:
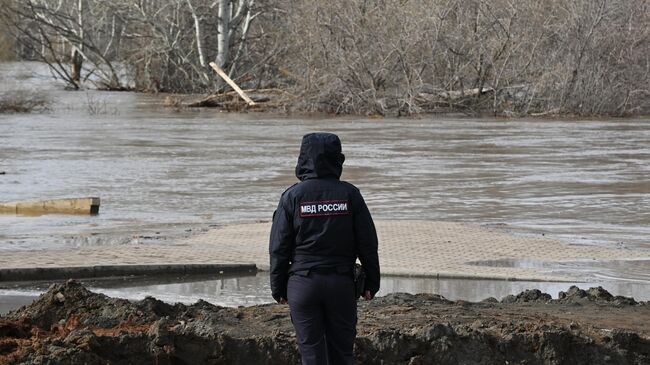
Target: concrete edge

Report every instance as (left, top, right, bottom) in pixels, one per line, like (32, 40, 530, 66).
(378, 271, 579, 283)
(255, 266, 578, 283)
(0, 263, 258, 282)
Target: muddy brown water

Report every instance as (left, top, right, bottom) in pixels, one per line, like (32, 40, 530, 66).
(1, 62, 650, 307)
(2, 62, 648, 252)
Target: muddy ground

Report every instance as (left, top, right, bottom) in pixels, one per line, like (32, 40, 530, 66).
(0, 281, 648, 364)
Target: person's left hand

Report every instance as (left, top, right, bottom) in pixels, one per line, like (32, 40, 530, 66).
(363, 291, 373, 301)
(278, 297, 288, 304)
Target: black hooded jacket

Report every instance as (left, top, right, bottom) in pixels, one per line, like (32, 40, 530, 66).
(269, 133, 380, 302)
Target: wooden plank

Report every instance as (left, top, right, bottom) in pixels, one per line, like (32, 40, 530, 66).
(0, 197, 100, 215)
(208, 62, 257, 106)
(0, 203, 17, 214)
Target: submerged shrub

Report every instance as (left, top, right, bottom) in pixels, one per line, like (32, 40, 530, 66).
(0, 90, 51, 113)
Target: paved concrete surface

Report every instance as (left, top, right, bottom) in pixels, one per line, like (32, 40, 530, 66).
(1, 220, 648, 282)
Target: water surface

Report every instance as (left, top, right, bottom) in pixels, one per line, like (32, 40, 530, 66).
(2, 63, 649, 253)
(2, 64, 649, 312)
(2, 272, 649, 315)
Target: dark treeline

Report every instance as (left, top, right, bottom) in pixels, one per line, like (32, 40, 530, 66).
(1, 0, 648, 116)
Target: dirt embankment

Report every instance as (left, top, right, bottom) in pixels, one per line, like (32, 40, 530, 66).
(1, 281, 648, 364)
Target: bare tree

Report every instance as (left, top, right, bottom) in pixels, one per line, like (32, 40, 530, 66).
(70, 0, 84, 85)
(270, 0, 649, 116)
(0, 0, 16, 60)
(2, 0, 259, 92)
(2, 0, 647, 116)
(1, 0, 124, 89)
(215, 0, 252, 68)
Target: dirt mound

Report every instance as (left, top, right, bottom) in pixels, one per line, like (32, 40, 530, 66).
(501, 289, 552, 304)
(1, 281, 649, 364)
(558, 285, 639, 305)
(499, 286, 642, 306)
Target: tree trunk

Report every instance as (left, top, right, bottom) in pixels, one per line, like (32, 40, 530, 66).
(216, 0, 231, 69)
(71, 48, 82, 85)
(228, 0, 255, 79)
(186, 0, 210, 83)
(71, 0, 83, 87)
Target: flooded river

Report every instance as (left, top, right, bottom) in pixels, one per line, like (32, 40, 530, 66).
(2, 62, 650, 310)
(2, 62, 649, 252)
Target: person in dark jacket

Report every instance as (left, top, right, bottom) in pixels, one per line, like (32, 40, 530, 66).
(269, 132, 380, 365)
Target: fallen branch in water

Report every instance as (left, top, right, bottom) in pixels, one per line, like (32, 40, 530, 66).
(209, 62, 257, 106)
(187, 88, 294, 112)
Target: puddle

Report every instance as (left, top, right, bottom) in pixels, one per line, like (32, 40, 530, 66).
(3, 272, 650, 315)
(468, 259, 554, 269)
(468, 259, 650, 282)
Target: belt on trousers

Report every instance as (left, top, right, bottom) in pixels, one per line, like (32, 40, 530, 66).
(292, 266, 352, 276)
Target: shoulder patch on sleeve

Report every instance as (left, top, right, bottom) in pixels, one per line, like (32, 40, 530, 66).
(300, 200, 351, 217)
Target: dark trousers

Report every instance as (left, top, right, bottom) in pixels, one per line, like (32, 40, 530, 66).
(287, 272, 357, 365)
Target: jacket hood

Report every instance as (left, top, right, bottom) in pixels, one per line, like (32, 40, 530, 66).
(295, 133, 345, 181)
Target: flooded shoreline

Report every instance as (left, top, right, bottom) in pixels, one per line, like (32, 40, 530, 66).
(2, 63, 649, 252)
(3, 271, 650, 316)
(1, 62, 650, 291)
(2, 281, 649, 364)
(1, 62, 650, 329)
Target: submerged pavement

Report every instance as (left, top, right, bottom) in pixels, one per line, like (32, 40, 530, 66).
(1, 220, 648, 282)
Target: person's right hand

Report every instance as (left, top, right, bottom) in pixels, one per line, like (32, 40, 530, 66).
(278, 297, 288, 304)
(363, 290, 373, 301)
